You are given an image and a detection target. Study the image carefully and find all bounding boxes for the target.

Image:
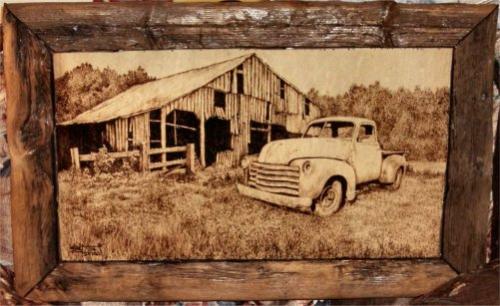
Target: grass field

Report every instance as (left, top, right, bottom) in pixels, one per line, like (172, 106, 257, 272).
(58, 165, 444, 261)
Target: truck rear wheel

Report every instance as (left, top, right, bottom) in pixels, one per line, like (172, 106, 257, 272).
(314, 180, 344, 217)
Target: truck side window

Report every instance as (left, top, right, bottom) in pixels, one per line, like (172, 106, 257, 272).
(358, 125, 376, 143)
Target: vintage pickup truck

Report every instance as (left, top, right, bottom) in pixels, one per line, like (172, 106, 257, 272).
(237, 116, 407, 216)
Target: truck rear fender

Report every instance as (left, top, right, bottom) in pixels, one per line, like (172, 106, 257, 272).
(379, 154, 407, 183)
(291, 158, 356, 201)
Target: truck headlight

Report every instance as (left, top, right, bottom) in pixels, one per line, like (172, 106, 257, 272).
(302, 161, 312, 174)
(241, 156, 250, 169)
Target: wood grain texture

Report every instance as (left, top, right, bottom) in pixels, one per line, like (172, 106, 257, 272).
(0, 177, 12, 266)
(411, 260, 499, 305)
(4, 2, 496, 51)
(443, 7, 498, 273)
(27, 260, 456, 302)
(2, 1, 497, 302)
(2, 8, 58, 296)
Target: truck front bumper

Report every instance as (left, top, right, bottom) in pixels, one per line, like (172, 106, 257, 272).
(236, 183, 313, 213)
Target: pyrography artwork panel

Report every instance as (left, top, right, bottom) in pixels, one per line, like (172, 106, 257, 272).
(54, 48, 452, 261)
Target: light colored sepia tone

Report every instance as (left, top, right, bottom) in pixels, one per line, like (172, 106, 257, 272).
(55, 49, 451, 261)
(55, 49, 452, 96)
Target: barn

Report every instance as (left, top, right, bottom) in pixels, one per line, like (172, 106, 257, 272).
(58, 53, 321, 169)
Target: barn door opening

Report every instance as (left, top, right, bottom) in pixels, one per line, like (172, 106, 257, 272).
(205, 117, 231, 166)
(166, 110, 200, 160)
(271, 124, 288, 141)
(57, 123, 106, 170)
(249, 121, 270, 155)
(149, 109, 162, 163)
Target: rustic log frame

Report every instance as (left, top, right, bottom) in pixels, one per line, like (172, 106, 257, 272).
(2, 1, 497, 302)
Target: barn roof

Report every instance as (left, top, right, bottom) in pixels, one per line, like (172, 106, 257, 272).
(59, 53, 315, 126)
(59, 54, 253, 125)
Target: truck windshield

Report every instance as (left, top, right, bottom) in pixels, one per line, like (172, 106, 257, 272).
(303, 121, 355, 139)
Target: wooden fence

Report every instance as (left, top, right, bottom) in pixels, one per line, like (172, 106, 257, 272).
(70, 143, 195, 174)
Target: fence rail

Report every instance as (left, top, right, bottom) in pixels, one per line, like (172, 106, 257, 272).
(70, 143, 195, 174)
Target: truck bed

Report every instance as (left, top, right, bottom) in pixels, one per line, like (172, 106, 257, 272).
(382, 149, 405, 157)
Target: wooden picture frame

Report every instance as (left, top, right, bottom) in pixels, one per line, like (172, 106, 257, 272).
(2, 1, 497, 302)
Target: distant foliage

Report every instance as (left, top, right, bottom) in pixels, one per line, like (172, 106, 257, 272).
(56, 63, 155, 122)
(309, 82, 449, 161)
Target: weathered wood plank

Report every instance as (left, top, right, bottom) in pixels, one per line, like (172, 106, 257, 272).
(28, 260, 456, 302)
(78, 150, 140, 162)
(443, 7, 498, 273)
(2, 1, 497, 302)
(2, 7, 58, 295)
(5, 2, 496, 51)
(148, 146, 187, 155)
(411, 261, 499, 305)
(149, 158, 186, 170)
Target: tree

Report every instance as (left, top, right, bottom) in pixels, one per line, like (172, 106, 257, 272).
(56, 63, 155, 122)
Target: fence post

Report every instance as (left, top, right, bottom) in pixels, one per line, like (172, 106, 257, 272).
(141, 142, 149, 172)
(70, 147, 80, 170)
(186, 143, 195, 174)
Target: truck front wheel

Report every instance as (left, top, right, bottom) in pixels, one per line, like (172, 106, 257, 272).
(314, 180, 344, 217)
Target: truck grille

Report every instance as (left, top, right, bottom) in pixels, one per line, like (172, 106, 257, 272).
(248, 162, 300, 196)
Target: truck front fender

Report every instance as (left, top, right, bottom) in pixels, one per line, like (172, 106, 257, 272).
(379, 155, 407, 184)
(291, 158, 356, 202)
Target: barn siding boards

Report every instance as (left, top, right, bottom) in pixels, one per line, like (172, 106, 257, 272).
(64, 54, 320, 167)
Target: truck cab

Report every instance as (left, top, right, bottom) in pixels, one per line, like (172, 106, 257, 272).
(237, 116, 407, 216)
(302, 117, 383, 184)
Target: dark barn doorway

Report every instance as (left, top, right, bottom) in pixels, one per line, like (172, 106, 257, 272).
(205, 117, 231, 166)
(149, 109, 162, 163)
(249, 121, 269, 155)
(166, 110, 200, 160)
(271, 124, 288, 141)
(57, 123, 106, 170)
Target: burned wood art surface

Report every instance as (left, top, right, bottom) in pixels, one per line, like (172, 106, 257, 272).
(54, 49, 451, 261)
(2, 1, 497, 302)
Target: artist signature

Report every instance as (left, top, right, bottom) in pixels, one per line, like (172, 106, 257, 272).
(69, 243, 102, 256)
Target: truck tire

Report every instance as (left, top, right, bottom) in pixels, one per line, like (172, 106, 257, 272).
(314, 180, 344, 217)
(388, 168, 404, 190)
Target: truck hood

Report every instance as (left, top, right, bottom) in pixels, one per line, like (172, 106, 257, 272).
(258, 138, 352, 164)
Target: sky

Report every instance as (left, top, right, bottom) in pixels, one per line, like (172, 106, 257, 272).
(54, 49, 452, 97)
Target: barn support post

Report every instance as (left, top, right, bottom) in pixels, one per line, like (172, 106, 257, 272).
(186, 143, 195, 174)
(200, 111, 206, 168)
(173, 110, 178, 145)
(70, 147, 80, 170)
(140, 142, 149, 172)
(161, 108, 167, 170)
(267, 103, 272, 143)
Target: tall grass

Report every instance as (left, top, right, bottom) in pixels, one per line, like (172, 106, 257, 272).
(310, 83, 449, 161)
(58, 167, 443, 261)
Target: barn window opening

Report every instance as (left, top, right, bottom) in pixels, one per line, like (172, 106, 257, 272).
(214, 90, 226, 108)
(266, 102, 271, 121)
(249, 121, 270, 155)
(279, 79, 285, 99)
(127, 118, 134, 150)
(236, 64, 244, 94)
(304, 98, 311, 117)
(205, 117, 231, 166)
